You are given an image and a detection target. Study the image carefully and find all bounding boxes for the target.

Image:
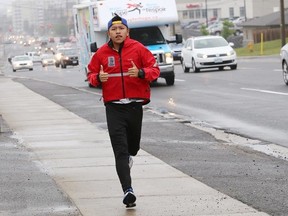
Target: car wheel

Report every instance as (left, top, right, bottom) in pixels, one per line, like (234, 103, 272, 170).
(165, 75, 175, 86)
(282, 61, 288, 85)
(234, 30, 241, 36)
(192, 59, 200, 73)
(182, 59, 190, 73)
(29, 68, 33, 71)
(13, 69, 16, 72)
(230, 64, 237, 70)
(219, 66, 224, 71)
(215, 31, 221, 36)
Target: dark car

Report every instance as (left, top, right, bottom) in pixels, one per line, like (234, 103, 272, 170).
(59, 37, 70, 43)
(57, 48, 79, 68)
(169, 43, 183, 61)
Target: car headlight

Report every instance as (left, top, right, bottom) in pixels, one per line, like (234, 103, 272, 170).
(56, 54, 61, 60)
(165, 53, 173, 64)
(197, 53, 208, 58)
(64, 56, 69, 60)
(227, 50, 235, 56)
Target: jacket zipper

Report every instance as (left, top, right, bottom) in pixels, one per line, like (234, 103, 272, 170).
(118, 48, 126, 98)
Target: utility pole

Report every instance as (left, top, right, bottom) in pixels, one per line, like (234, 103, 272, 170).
(280, 0, 286, 46)
(205, 0, 208, 26)
(243, 0, 247, 21)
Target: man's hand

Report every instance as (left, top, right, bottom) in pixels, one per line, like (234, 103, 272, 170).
(128, 61, 139, 77)
(99, 65, 108, 82)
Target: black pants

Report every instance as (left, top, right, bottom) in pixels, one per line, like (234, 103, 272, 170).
(105, 102, 143, 192)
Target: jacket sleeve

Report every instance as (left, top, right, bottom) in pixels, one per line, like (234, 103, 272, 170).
(140, 47, 160, 82)
(87, 53, 101, 87)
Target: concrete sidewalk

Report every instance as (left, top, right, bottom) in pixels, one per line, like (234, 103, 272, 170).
(0, 76, 269, 216)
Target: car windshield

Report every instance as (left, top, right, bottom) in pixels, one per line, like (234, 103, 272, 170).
(129, 27, 166, 46)
(28, 52, 40, 56)
(62, 49, 78, 55)
(170, 43, 183, 49)
(42, 55, 54, 59)
(194, 37, 228, 49)
(14, 56, 30, 61)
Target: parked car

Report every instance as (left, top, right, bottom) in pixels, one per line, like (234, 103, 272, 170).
(207, 21, 243, 36)
(183, 20, 201, 29)
(232, 16, 246, 25)
(280, 43, 288, 85)
(11, 55, 33, 72)
(41, 54, 56, 67)
(181, 35, 237, 73)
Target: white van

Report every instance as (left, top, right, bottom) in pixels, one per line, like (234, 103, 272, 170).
(25, 52, 42, 63)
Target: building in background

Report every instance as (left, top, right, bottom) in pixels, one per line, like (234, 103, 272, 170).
(176, 0, 288, 25)
(7, 0, 78, 36)
(3, 0, 288, 37)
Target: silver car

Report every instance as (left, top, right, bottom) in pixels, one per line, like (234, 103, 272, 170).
(41, 54, 55, 67)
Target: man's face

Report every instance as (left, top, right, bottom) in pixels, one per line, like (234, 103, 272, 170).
(108, 24, 129, 44)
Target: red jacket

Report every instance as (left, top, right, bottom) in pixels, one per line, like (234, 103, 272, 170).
(87, 37, 160, 105)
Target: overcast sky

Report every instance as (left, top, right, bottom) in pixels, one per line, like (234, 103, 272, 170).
(0, 1, 11, 13)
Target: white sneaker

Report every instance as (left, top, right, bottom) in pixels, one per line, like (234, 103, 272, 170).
(128, 156, 133, 169)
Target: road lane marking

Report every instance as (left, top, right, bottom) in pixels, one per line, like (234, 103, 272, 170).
(241, 87, 288, 96)
(175, 79, 185, 82)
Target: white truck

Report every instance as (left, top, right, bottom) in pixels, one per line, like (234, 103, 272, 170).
(73, 0, 182, 86)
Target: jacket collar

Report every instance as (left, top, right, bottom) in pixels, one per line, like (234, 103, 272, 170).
(108, 38, 127, 51)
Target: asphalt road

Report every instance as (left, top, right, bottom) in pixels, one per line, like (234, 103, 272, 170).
(150, 57, 288, 148)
